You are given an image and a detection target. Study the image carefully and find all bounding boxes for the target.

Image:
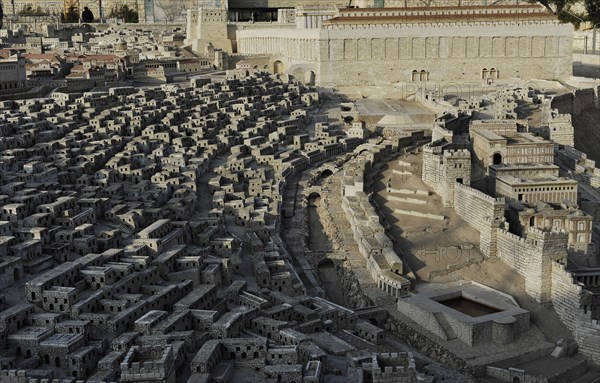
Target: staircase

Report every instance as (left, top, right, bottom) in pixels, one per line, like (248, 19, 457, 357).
(434, 312, 457, 341)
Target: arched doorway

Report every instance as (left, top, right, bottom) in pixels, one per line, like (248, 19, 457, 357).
(512, 377, 521, 383)
(492, 153, 502, 165)
(307, 192, 321, 207)
(273, 60, 284, 74)
(315, 169, 333, 186)
(320, 169, 333, 179)
(317, 257, 334, 269)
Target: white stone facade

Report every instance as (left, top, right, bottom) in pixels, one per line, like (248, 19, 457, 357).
(188, 4, 574, 86)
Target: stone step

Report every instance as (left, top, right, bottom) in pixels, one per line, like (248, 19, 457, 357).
(387, 195, 427, 205)
(387, 187, 430, 196)
(395, 209, 445, 221)
(433, 312, 457, 341)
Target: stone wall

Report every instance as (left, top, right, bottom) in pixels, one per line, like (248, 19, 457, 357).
(551, 262, 600, 365)
(496, 228, 567, 302)
(573, 54, 600, 79)
(196, 9, 573, 87)
(421, 145, 471, 208)
(550, 86, 599, 116)
(317, 24, 573, 87)
(228, 0, 347, 7)
(187, 8, 233, 52)
(453, 182, 505, 258)
(550, 93, 574, 115)
(284, 160, 373, 309)
(396, 299, 447, 340)
(572, 88, 596, 115)
(340, 142, 413, 299)
(421, 144, 441, 188)
(385, 315, 472, 374)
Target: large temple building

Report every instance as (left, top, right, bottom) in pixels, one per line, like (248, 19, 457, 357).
(186, 1, 573, 86)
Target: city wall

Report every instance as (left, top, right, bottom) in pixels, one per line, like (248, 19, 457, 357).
(453, 182, 505, 257)
(341, 143, 411, 298)
(551, 262, 600, 365)
(496, 228, 567, 302)
(550, 86, 599, 116)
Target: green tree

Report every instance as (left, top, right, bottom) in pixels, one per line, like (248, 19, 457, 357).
(64, 6, 78, 22)
(528, 0, 575, 15)
(586, 0, 600, 24)
(108, 5, 139, 23)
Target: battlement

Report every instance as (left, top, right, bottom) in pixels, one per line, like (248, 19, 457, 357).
(0, 370, 88, 383)
(527, 226, 568, 239)
(455, 182, 505, 204)
(378, 352, 410, 362)
(553, 261, 584, 293)
(443, 149, 470, 158)
(423, 143, 444, 154)
(497, 226, 567, 250)
(498, 227, 531, 246)
(371, 352, 415, 376)
(483, 215, 507, 227)
(548, 112, 572, 123)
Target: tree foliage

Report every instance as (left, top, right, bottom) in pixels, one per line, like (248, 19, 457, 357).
(63, 6, 79, 23)
(156, 0, 194, 22)
(528, 0, 575, 15)
(109, 4, 139, 23)
(19, 5, 47, 15)
(586, 0, 600, 24)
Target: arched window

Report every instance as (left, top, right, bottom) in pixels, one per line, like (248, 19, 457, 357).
(490, 67, 498, 79)
(420, 70, 428, 81)
(482, 68, 489, 79)
(411, 70, 419, 82)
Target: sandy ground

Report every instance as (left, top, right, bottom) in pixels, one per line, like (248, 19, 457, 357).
(372, 152, 482, 280)
(370, 153, 575, 345)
